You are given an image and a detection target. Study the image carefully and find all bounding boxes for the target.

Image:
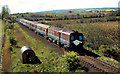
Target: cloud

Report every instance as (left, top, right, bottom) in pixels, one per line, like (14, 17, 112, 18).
(0, 0, 119, 13)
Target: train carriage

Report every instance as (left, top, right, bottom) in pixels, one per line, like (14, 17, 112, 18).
(59, 29, 74, 47)
(19, 19, 84, 49)
(19, 19, 37, 30)
(35, 23, 50, 36)
(47, 26, 62, 41)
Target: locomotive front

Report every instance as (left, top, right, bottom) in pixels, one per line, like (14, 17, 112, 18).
(70, 31, 84, 49)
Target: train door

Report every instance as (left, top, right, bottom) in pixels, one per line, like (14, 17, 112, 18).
(45, 28, 48, 36)
(58, 32, 61, 45)
(35, 25, 37, 31)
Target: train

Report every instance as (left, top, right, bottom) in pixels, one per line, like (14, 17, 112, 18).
(19, 19, 84, 49)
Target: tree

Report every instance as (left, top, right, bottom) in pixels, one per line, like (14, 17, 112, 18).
(69, 11, 73, 13)
(1, 5, 10, 20)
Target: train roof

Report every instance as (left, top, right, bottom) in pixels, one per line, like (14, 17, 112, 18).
(49, 26, 63, 31)
(36, 23, 50, 28)
(20, 19, 37, 24)
(49, 26, 74, 35)
(59, 29, 74, 35)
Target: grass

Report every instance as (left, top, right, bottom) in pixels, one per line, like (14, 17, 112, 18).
(97, 56, 119, 68)
(11, 23, 62, 72)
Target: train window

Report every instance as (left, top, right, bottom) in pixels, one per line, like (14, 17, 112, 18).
(40, 27, 42, 30)
(56, 32, 59, 37)
(79, 36, 82, 40)
(42, 28, 45, 31)
(48, 30, 50, 34)
(68, 36, 69, 41)
(71, 35, 74, 40)
(62, 34, 67, 40)
(48, 30, 54, 35)
(51, 31, 54, 35)
(38, 26, 40, 30)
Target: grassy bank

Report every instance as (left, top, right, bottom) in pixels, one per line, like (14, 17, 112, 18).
(2, 19, 12, 72)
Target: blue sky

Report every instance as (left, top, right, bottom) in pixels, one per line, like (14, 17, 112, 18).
(0, 0, 119, 14)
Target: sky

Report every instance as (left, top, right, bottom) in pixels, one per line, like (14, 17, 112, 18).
(0, 0, 120, 14)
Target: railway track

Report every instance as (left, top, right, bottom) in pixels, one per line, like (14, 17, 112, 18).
(17, 22, 120, 73)
(79, 56, 120, 73)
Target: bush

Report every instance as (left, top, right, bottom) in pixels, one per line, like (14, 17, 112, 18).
(6, 29, 13, 36)
(99, 45, 120, 60)
(63, 51, 82, 71)
(9, 36, 17, 46)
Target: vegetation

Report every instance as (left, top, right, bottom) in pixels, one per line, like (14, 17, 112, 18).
(2, 8, 120, 71)
(1, 5, 10, 20)
(63, 52, 84, 72)
(2, 19, 85, 72)
(11, 10, 120, 22)
(97, 56, 119, 68)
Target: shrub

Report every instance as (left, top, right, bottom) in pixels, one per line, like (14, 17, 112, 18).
(9, 36, 17, 46)
(63, 51, 82, 71)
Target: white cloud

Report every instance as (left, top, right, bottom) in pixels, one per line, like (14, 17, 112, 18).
(0, 0, 119, 13)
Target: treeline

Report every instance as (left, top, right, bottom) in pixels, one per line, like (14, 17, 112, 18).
(11, 10, 120, 23)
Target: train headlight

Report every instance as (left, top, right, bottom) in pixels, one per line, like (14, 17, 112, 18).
(73, 40, 82, 46)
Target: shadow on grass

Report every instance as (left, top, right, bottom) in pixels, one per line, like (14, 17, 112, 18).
(24, 56, 42, 64)
(15, 46, 21, 48)
(34, 56, 42, 64)
(73, 47, 100, 58)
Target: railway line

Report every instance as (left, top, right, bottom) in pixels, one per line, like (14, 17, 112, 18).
(79, 56, 120, 73)
(17, 22, 120, 73)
